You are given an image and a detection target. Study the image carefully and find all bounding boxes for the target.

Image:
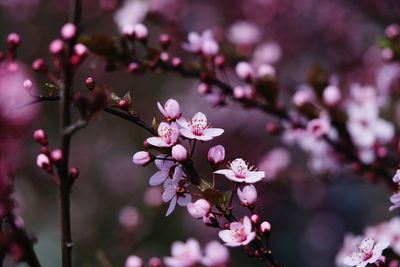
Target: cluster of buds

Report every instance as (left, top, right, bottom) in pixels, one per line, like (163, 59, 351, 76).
(33, 129, 79, 186)
(379, 23, 400, 61)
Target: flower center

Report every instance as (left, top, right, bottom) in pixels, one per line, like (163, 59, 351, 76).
(159, 126, 174, 144)
(231, 226, 247, 242)
(189, 117, 207, 135)
(230, 159, 249, 178)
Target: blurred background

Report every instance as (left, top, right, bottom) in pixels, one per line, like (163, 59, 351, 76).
(1, 0, 400, 266)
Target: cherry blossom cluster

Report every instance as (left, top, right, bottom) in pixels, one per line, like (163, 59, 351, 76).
(132, 99, 278, 263)
(33, 129, 79, 186)
(125, 238, 229, 267)
(336, 217, 400, 267)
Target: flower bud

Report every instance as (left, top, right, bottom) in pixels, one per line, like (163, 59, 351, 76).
(385, 24, 400, 39)
(235, 61, 254, 81)
(49, 39, 65, 55)
(251, 214, 260, 225)
(33, 129, 47, 145)
(36, 154, 51, 171)
(132, 151, 152, 166)
(125, 255, 143, 267)
(187, 199, 211, 218)
(171, 57, 182, 68)
(260, 221, 271, 234)
(233, 86, 246, 99)
(122, 24, 135, 38)
(160, 52, 169, 62)
(197, 83, 210, 95)
(159, 33, 171, 49)
(85, 76, 95, 91)
(382, 48, 394, 61)
(23, 79, 33, 91)
(293, 90, 311, 107)
(214, 55, 225, 68)
(207, 145, 225, 166)
(148, 257, 162, 267)
(202, 39, 219, 56)
(51, 149, 63, 163)
(257, 64, 276, 78)
(203, 213, 218, 227)
(32, 58, 48, 74)
(322, 85, 341, 106)
(237, 184, 257, 206)
(69, 167, 79, 179)
(7, 33, 20, 50)
(134, 23, 148, 41)
(61, 23, 77, 40)
(172, 144, 187, 162)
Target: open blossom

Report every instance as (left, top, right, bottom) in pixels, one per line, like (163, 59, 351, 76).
(215, 158, 265, 183)
(157, 98, 181, 121)
(178, 112, 223, 141)
(343, 237, 390, 267)
(307, 116, 331, 138)
(336, 234, 364, 267)
(149, 157, 175, 186)
(147, 122, 179, 147)
(201, 241, 229, 267)
(182, 30, 219, 56)
(187, 199, 210, 218)
(237, 184, 257, 206)
(218, 216, 256, 247)
(164, 238, 201, 267)
(162, 166, 191, 216)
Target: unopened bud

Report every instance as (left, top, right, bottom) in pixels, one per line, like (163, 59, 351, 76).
(148, 257, 162, 267)
(33, 129, 47, 145)
(159, 33, 171, 49)
(7, 33, 20, 50)
(32, 58, 48, 74)
(251, 214, 260, 225)
(61, 23, 77, 40)
(51, 149, 63, 163)
(85, 76, 95, 91)
(171, 144, 187, 162)
(260, 221, 271, 234)
(49, 39, 65, 55)
(171, 57, 182, 68)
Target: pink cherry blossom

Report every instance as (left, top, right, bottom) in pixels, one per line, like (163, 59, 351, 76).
(201, 241, 230, 267)
(157, 98, 181, 121)
(178, 112, 224, 141)
(164, 238, 201, 267)
(187, 199, 210, 218)
(162, 166, 191, 216)
(149, 157, 175, 186)
(343, 237, 390, 267)
(237, 184, 257, 206)
(214, 158, 265, 183)
(147, 122, 179, 147)
(36, 154, 50, 168)
(207, 145, 225, 166)
(235, 61, 254, 80)
(260, 221, 271, 233)
(227, 20, 260, 46)
(218, 216, 256, 247)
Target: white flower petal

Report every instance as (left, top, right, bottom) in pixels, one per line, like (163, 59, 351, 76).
(203, 128, 224, 137)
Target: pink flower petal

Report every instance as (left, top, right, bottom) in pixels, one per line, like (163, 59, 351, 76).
(203, 128, 224, 137)
(242, 232, 256, 245)
(162, 180, 175, 202)
(180, 128, 197, 139)
(218, 230, 234, 243)
(214, 169, 237, 181)
(343, 252, 364, 266)
(149, 171, 168, 186)
(177, 194, 192, 206)
(244, 171, 265, 183)
(165, 196, 177, 216)
(147, 137, 169, 147)
(157, 101, 168, 117)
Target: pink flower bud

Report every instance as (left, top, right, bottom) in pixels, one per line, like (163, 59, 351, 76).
(250, 214, 260, 225)
(235, 62, 254, 80)
(128, 62, 140, 73)
(233, 86, 246, 99)
(32, 58, 48, 74)
(122, 24, 135, 38)
(293, 90, 311, 106)
(118, 206, 140, 231)
(69, 167, 79, 179)
(260, 221, 271, 233)
(237, 184, 257, 206)
(157, 98, 181, 120)
(73, 43, 88, 57)
(132, 151, 152, 166)
(36, 154, 50, 169)
(214, 55, 225, 68)
(51, 149, 63, 163)
(160, 52, 170, 62)
(148, 257, 162, 267)
(33, 129, 47, 145)
(322, 85, 341, 106)
(382, 48, 394, 61)
(7, 33, 20, 50)
(197, 83, 210, 95)
(125, 255, 143, 267)
(61, 23, 77, 40)
(85, 76, 95, 91)
(385, 24, 400, 39)
(207, 145, 225, 166)
(171, 57, 182, 68)
(49, 39, 65, 55)
(257, 64, 276, 78)
(187, 199, 211, 218)
(134, 23, 148, 41)
(159, 33, 171, 49)
(203, 213, 218, 227)
(23, 79, 33, 90)
(172, 144, 187, 161)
